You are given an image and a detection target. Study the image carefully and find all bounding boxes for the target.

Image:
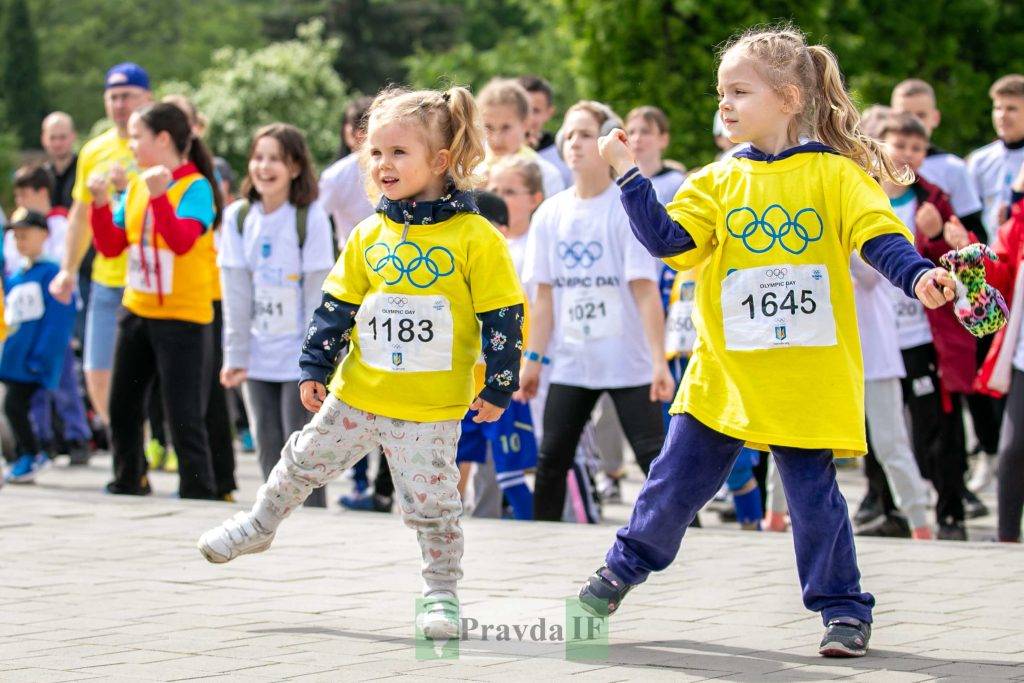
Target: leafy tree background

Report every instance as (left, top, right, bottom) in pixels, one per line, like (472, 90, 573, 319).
(0, 0, 1020, 211)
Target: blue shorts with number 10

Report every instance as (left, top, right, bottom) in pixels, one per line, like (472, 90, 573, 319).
(456, 400, 537, 473)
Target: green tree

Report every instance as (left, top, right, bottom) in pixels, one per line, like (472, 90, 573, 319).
(28, 0, 268, 135)
(1, 0, 47, 148)
(184, 20, 348, 172)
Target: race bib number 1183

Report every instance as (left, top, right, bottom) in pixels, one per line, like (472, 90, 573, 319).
(721, 264, 836, 350)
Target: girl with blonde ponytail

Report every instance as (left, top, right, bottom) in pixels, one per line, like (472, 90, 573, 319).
(577, 24, 973, 658)
(198, 85, 525, 642)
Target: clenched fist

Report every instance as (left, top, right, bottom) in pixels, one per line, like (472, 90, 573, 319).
(142, 165, 173, 198)
(598, 128, 636, 178)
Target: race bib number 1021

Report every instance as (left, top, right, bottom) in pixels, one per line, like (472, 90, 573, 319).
(721, 264, 836, 350)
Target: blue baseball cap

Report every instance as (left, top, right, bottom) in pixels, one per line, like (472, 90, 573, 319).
(105, 62, 150, 91)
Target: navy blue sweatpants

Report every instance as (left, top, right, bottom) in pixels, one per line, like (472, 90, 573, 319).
(606, 412, 874, 625)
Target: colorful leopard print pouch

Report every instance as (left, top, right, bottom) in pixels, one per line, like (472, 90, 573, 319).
(939, 243, 1008, 338)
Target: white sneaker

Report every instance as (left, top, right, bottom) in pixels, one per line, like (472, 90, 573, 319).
(197, 511, 275, 564)
(967, 453, 994, 493)
(417, 591, 460, 640)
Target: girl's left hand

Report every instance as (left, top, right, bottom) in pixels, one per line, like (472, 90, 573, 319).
(141, 165, 173, 197)
(914, 267, 956, 309)
(943, 215, 970, 250)
(650, 362, 676, 402)
(470, 397, 505, 423)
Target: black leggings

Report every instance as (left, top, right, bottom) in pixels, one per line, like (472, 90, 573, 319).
(996, 369, 1024, 541)
(534, 383, 665, 521)
(207, 301, 236, 496)
(109, 310, 216, 499)
(3, 380, 42, 455)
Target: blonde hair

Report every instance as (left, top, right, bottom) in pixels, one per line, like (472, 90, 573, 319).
(477, 78, 530, 121)
(626, 105, 670, 134)
(489, 156, 544, 196)
(858, 104, 892, 140)
(361, 85, 486, 199)
(721, 25, 910, 184)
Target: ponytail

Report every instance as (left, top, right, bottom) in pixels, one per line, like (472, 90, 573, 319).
(807, 45, 911, 185)
(443, 86, 486, 191)
(188, 136, 224, 228)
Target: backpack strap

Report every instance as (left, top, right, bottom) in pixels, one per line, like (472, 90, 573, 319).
(295, 204, 308, 251)
(235, 200, 251, 236)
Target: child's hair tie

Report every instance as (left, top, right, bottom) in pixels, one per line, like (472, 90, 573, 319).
(938, 243, 1008, 338)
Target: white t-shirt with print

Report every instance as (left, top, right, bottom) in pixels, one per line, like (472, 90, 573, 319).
(318, 153, 374, 247)
(218, 199, 336, 382)
(522, 182, 660, 389)
(887, 191, 933, 349)
(851, 254, 905, 381)
(967, 140, 1024, 237)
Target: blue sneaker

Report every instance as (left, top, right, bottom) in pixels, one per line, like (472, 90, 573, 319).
(239, 429, 255, 453)
(7, 453, 49, 483)
(339, 490, 375, 510)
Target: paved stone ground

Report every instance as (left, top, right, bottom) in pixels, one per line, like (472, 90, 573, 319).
(1, 452, 1022, 682)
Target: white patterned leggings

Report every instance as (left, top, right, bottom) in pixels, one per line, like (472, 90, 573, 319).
(252, 395, 464, 595)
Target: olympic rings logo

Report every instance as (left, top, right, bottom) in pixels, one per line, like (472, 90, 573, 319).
(763, 267, 789, 278)
(557, 240, 603, 269)
(386, 296, 408, 306)
(725, 204, 824, 255)
(364, 241, 456, 289)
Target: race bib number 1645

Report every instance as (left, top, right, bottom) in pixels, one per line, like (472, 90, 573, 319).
(721, 264, 836, 350)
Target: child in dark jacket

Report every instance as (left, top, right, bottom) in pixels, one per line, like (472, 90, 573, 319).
(1, 210, 77, 483)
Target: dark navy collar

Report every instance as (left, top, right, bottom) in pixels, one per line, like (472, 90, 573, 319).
(1003, 137, 1024, 151)
(376, 186, 479, 226)
(734, 141, 838, 163)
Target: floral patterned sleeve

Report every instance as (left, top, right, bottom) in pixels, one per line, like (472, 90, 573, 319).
(476, 304, 525, 408)
(298, 292, 359, 386)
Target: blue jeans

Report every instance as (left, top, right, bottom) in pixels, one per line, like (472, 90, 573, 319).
(30, 345, 91, 444)
(606, 412, 874, 625)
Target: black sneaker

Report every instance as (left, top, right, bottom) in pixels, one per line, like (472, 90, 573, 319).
(105, 476, 152, 496)
(856, 514, 911, 538)
(937, 518, 967, 541)
(962, 490, 989, 519)
(819, 617, 871, 657)
(67, 441, 90, 466)
(853, 491, 882, 527)
(578, 566, 633, 617)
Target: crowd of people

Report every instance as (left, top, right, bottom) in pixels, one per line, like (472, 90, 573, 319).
(0, 24, 1023, 651)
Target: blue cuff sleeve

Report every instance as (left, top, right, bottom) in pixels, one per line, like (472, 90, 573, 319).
(477, 304, 525, 409)
(860, 233, 935, 300)
(299, 293, 358, 385)
(617, 167, 696, 258)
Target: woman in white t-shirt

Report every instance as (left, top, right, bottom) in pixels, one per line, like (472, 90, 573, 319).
(520, 101, 675, 522)
(219, 124, 336, 507)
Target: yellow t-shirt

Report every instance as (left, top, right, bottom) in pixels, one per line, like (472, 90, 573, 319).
(323, 211, 524, 422)
(72, 127, 139, 288)
(664, 152, 913, 457)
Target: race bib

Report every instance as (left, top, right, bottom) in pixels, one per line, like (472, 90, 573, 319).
(889, 287, 933, 349)
(252, 284, 299, 336)
(127, 248, 173, 295)
(5, 281, 44, 326)
(563, 287, 622, 344)
(665, 299, 697, 357)
(721, 264, 836, 350)
(356, 293, 453, 372)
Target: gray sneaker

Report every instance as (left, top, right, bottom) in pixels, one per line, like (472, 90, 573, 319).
(819, 617, 871, 657)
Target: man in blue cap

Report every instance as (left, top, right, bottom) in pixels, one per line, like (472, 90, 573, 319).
(50, 62, 151, 455)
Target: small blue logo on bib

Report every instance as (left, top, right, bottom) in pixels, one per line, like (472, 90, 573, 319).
(261, 241, 272, 258)
(392, 352, 403, 366)
(775, 325, 788, 341)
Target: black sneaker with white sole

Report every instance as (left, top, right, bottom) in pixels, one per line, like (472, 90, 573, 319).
(819, 617, 871, 657)
(578, 566, 633, 617)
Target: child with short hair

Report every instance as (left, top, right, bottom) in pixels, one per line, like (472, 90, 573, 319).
(198, 86, 525, 640)
(218, 123, 336, 508)
(968, 74, 1024, 235)
(579, 25, 957, 657)
(1, 210, 77, 482)
(3, 166, 91, 465)
(624, 106, 685, 203)
(517, 74, 572, 186)
(477, 78, 565, 198)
